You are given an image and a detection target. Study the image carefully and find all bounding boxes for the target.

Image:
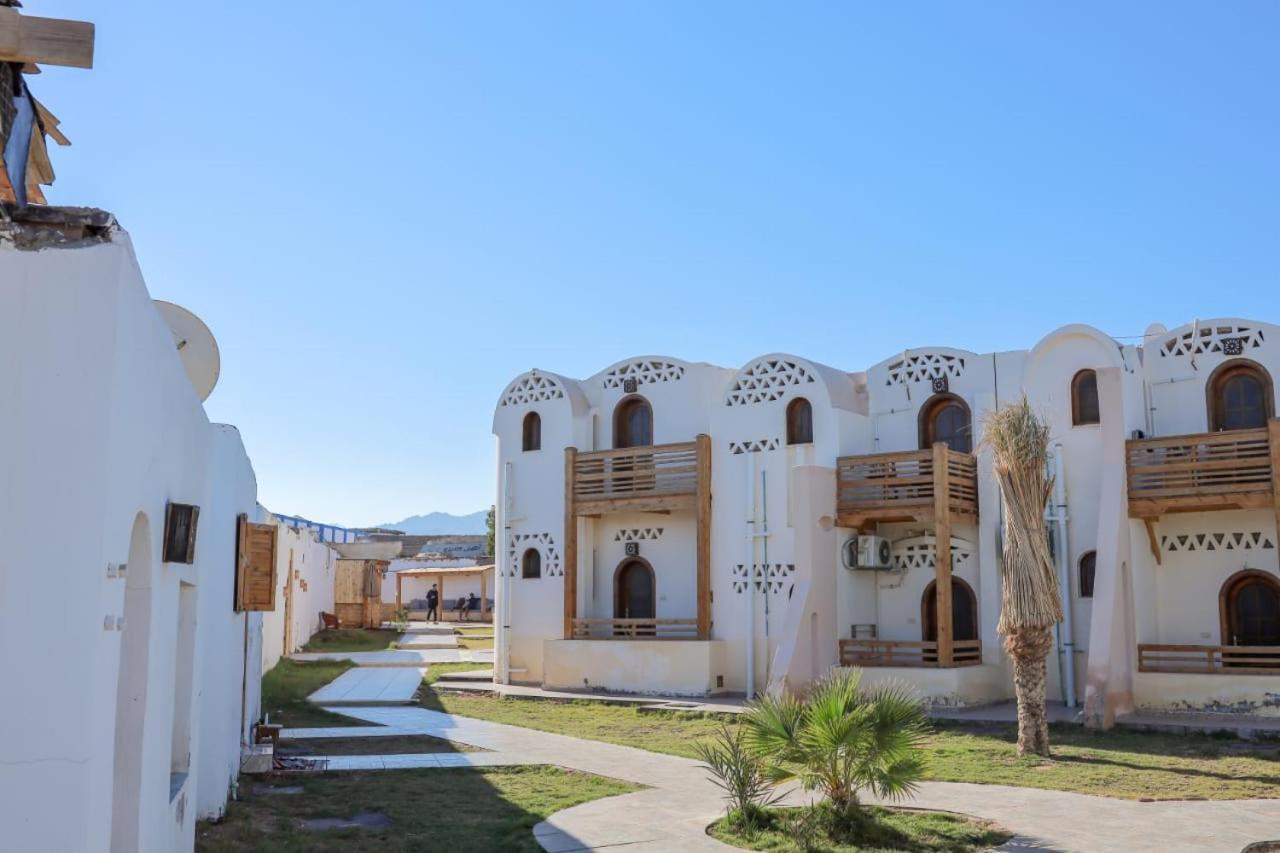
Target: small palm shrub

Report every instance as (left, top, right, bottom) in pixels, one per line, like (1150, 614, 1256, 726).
(694, 723, 782, 830)
(741, 668, 928, 825)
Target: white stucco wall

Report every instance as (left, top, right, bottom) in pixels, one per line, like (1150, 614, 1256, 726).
(0, 234, 262, 851)
(262, 520, 337, 674)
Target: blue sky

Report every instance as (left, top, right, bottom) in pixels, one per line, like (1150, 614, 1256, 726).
(33, 1, 1280, 525)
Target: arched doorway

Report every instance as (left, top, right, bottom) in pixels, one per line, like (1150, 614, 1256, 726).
(1221, 570, 1280, 647)
(919, 394, 972, 454)
(614, 558, 655, 636)
(613, 396, 653, 448)
(111, 513, 153, 853)
(922, 577, 978, 660)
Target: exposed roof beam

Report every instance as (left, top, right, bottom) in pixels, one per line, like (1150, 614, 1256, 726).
(0, 8, 94, 69)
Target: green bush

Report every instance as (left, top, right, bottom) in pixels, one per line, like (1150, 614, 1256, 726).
(694, 723, 782, 830)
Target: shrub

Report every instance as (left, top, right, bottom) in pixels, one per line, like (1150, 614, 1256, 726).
(741, 668, 928, 823)
(693, 723, 782, 830)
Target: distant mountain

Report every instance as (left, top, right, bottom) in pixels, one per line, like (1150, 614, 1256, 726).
(377, 510, 488, 535)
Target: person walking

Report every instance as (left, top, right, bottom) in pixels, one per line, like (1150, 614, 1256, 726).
(426, 583, 439, 623)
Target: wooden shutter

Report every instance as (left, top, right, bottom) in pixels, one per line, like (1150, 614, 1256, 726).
(235, 514, 278, 611)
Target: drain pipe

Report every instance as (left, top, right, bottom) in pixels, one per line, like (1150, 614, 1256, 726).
(744, 452, 757, 697)
(1049, 444, 1077, 707)
(499, 461, 513, 685)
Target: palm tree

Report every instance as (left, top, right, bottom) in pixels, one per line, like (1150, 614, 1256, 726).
(984, 397, 1062, 757)
(741, 668, 927, 822)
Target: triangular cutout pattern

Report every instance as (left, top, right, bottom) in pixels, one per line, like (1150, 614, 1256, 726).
(501, 373, 565, 406)
(602, 359, 685, 389)
(1158, 324, 1263, 358)
(731, 563, 796, 594)
(885, 352, 966, 387)
(726, 359, 817, 406)
(507, 532, 563, 576)
(729, 438, 781, 454)
(1160, 531, 1275, 553)
(613, 528, 665, 542)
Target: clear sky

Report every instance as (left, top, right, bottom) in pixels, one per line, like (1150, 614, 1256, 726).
(31, 1, 1280, 526)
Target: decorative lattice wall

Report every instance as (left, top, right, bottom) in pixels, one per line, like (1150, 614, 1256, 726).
(1157, 323, 1264, 358)
(613, 528, 664, 542)
(603, 359, 685, 389)
(728, 438, 780, 454)
(726, 358, 816, 406)
(884, 352, 966, 387)
(731, 563, 796, 594)
(1161, 531, 1275, 553)
(501, 373, 565, 407)
(890, 536, 975, 571)
(507, 532, 563, 577)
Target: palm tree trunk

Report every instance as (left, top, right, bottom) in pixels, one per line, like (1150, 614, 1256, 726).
(1005, 627, 1053, 756)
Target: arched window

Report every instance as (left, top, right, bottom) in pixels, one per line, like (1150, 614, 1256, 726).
(522, 412, 541, 452)
(1208, 360, 1273, 432)
(786, 397, 813, 445)
(1078, 551, 1096, 599)
(1221, 570, 1280, 647)
(613, 396, 653, 448)
(521, 548, 541, 579)
(919, 394, 972, 454)
(1071, 370, 1100, 426)
(922, 577, 978, 645)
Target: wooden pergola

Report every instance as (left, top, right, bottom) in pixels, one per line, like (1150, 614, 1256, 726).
(394, 565, 494, 621)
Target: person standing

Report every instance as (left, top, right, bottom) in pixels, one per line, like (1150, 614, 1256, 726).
(426, 583, 439, 623)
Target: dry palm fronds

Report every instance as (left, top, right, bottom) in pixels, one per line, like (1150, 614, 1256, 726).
(984, 397, 1062, 634)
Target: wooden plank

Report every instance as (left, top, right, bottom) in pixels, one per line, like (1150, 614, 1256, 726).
(574, 440, 698, 461)
(1143, 518, 1161, 566)
(0, 8, 94, 68)
(574, 494, 696, 516)
(1269, 419, 1280, 545)
(237, 522, 278, 611)
(695, 433, 712, 640)
(564, 447, 578, 640)
(932, 442, 954, 667)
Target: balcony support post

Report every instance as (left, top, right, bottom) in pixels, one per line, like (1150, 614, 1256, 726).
(1270, 419, 1280, 541)
(564, 447, 578, 640)
(933, 442, 954, 667)
(696, 433, 712, 640)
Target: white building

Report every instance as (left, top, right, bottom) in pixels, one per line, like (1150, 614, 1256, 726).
(0, 209, 278, 851)
(493, 321, 1280, 723)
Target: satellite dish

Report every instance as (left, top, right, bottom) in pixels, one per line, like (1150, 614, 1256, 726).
(154, 300, 220, 402)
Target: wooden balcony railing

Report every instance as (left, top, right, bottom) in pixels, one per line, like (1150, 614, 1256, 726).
(838, 638, 982, 668)
(1126, 425, 1277, 518)
(1138, 643, 1280, 675)
(563, 435, 712, 640)
(569, 439, 705, 515)
(571, 618, 700, 641)
(836, 445, 978, 528)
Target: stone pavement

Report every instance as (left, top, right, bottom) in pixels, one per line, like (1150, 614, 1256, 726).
(311, 705, 1280, 853)
(307, 667, 427, 705)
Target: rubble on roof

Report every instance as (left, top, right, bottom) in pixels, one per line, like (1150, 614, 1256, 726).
(0, 201, 117, 248)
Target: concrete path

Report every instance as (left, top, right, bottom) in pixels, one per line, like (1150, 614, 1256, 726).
(395, 632, 459, 650)
(312, 705, 1280, 853)
(307, 667, 427, 705)
(289, 649, 474, 667)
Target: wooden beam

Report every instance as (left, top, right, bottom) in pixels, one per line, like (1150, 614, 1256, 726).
(574, 494, 695, 516)
(0, 9, 95, 68)
(564, 447, 579, 640)
(480, 570, 488, 620)
(695, 433, 712, 640)
(1143, 518, 1162, 566)
(1269, 419, 1280, 546)
(932, 442, 954, 667)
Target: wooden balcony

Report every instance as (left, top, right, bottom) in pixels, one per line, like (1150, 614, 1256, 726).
(571, 618, 699, 640)
(568, 439, 706, 516)
(839, 638, 982, 668)
(563, 435, 712, 640)
(836, 445, 978, 529)
(1126, 422, 1280, 562)
(1138, 643, 1280, 675)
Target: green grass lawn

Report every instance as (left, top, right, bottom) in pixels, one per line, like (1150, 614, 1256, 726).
(262, 660, 363, 729)
(421, 682, 1280, 801)
(196, 766, 639, 852)
(425, 662, 492, 684)
(710, 806, 1010, 853)
(302, 629, 401, 653)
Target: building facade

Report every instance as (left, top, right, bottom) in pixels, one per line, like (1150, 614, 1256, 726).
(492, 320, 1280, 723)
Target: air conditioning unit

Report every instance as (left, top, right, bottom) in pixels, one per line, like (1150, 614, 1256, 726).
(841, 535, 893, 571)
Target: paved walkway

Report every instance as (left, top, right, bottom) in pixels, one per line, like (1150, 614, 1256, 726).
(395, 632, 459, 650)
(289, 648, 492, 667)
(307, 667, 427, 705)
(306, 705, 1280, 853)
